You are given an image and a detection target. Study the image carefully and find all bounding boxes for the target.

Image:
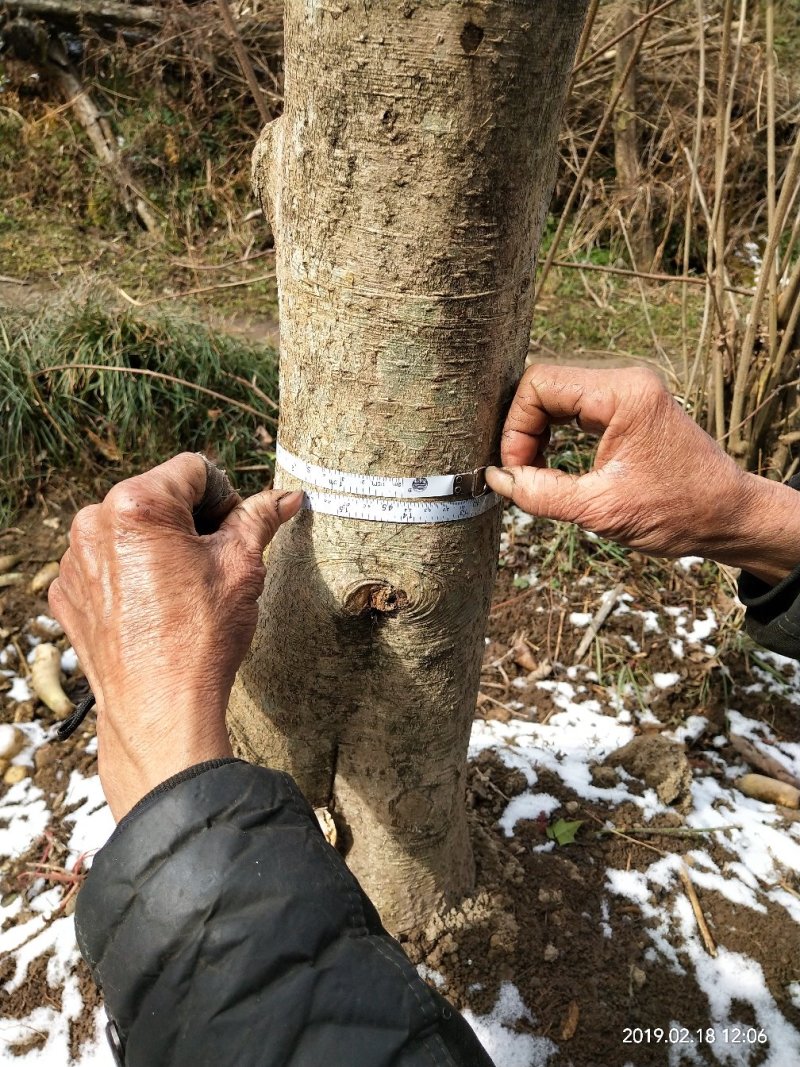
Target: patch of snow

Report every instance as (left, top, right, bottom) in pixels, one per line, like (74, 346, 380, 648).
(676, 556, 704, 571)
(470, 693, 661, 817)
(569, 612, 592, 627)
(603, 780, 800, 1054)
(62, 771, 115, 867)
(12, 722, 50, 768)
(463, 982, 557, 1067)
(0, 761, 114, 1067)
(3, 913, 77, 993)
(686, 933, 800, 1066)
(498, 793, 560, 837)
(667, 716, 708, 746)
(34, 614, 63, 636)
(417, 963, 445, 989)
(7, 675, 32, 702)
(682, 610, 718, 644)
(653, 672, 682, 689)
(600, 898, 612, 939)
(0, 778, 50, 859)
(726, 709, 800, 780)
(638, 708, 664, 728)
(689, 776, 800, 913)
(606, 867, 652, 907)
(61, 646, 79, 673)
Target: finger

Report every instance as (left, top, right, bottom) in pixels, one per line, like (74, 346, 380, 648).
(220, 488, 305, 553)
(485, 464, 593, 524)
(192, 455, 240, 534)
(104, 453, 211, 530)
(500, 364, 656, 468)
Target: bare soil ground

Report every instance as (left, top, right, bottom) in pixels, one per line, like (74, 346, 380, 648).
(2, 480, 800, 1066)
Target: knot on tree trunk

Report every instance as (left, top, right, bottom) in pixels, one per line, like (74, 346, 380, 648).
(344, 581, 409, 618)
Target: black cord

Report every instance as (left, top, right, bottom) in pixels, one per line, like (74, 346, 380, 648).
(56, 692, 96, 741)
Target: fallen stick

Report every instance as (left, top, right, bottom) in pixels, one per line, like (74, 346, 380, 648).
(4, 0, 166, 30)
(3, 0, 283, 42)
(679, 863, 718, 957)
(736, 773, 800, 809)
(552, 259, 752, 297)
(215, 0, 271, 126)
(572, 0, 683, 74)
(117, 272, 276, 307)
(729, 733, 800, 791)
(47, 42, 160, 234)
(573, 583, 624, 663)
(595, 824, 739, 839)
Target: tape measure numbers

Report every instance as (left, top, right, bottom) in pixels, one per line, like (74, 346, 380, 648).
(299, 488, 499, 524)
(276, 443, 500, 524)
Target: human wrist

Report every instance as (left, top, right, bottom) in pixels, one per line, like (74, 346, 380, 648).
(707, 473, 800, 586)
(98, 704, 234, 820)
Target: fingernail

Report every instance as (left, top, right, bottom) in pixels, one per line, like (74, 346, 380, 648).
(276, 489, 306, 518)
(485, 466, 515, 498)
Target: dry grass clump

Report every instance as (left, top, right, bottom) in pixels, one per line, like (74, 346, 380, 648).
(0, 286, 279, 525)
(555, 0, 798, 271)
(544, 0, 800, 478)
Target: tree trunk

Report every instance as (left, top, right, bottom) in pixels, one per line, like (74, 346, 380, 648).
(613, 0, 655, 269)
(229, 0, 587, 936)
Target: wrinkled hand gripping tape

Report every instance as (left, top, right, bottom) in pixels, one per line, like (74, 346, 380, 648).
(56, 454, 235, 742)
(275, 443, 500, 524)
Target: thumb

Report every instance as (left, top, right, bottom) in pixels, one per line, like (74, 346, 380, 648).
(220, 488, 305, 552)
(485, 465, 588, 524)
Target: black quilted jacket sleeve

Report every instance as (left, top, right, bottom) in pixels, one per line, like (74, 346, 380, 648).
(738, 474, 800, 661)
(75, 760, 495, 1067)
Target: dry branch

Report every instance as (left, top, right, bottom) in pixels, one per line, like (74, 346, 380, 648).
(679, 863, 718, 957)
(539, 3, 662, 293)
(215, 0, 270, 126)
(1, 0, 167, 30)
(573, 584, 624, 663)
(46, 40, 160, 233)
(729, 733, 800, 790)
(554, 258, 751, 295)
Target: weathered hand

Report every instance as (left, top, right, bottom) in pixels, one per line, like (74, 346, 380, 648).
(485, 364, 800, 584)
(48, 453, 303, 820)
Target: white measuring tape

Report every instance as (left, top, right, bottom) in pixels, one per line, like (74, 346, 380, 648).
(275, 443, 500, 524)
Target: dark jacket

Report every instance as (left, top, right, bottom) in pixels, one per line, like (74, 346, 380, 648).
(75, 497, 800, 1067)
(76, 761, 495, 1067)
(737, 475, 800, 656)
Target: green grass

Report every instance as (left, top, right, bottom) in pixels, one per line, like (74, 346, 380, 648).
(532, 260, 704, 371)
(776, 0, 800, 71)
(0, 79, 278, 320)
(0, 288, 280, 526)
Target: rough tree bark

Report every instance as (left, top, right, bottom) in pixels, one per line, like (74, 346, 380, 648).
(229, 0, 587, 935)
